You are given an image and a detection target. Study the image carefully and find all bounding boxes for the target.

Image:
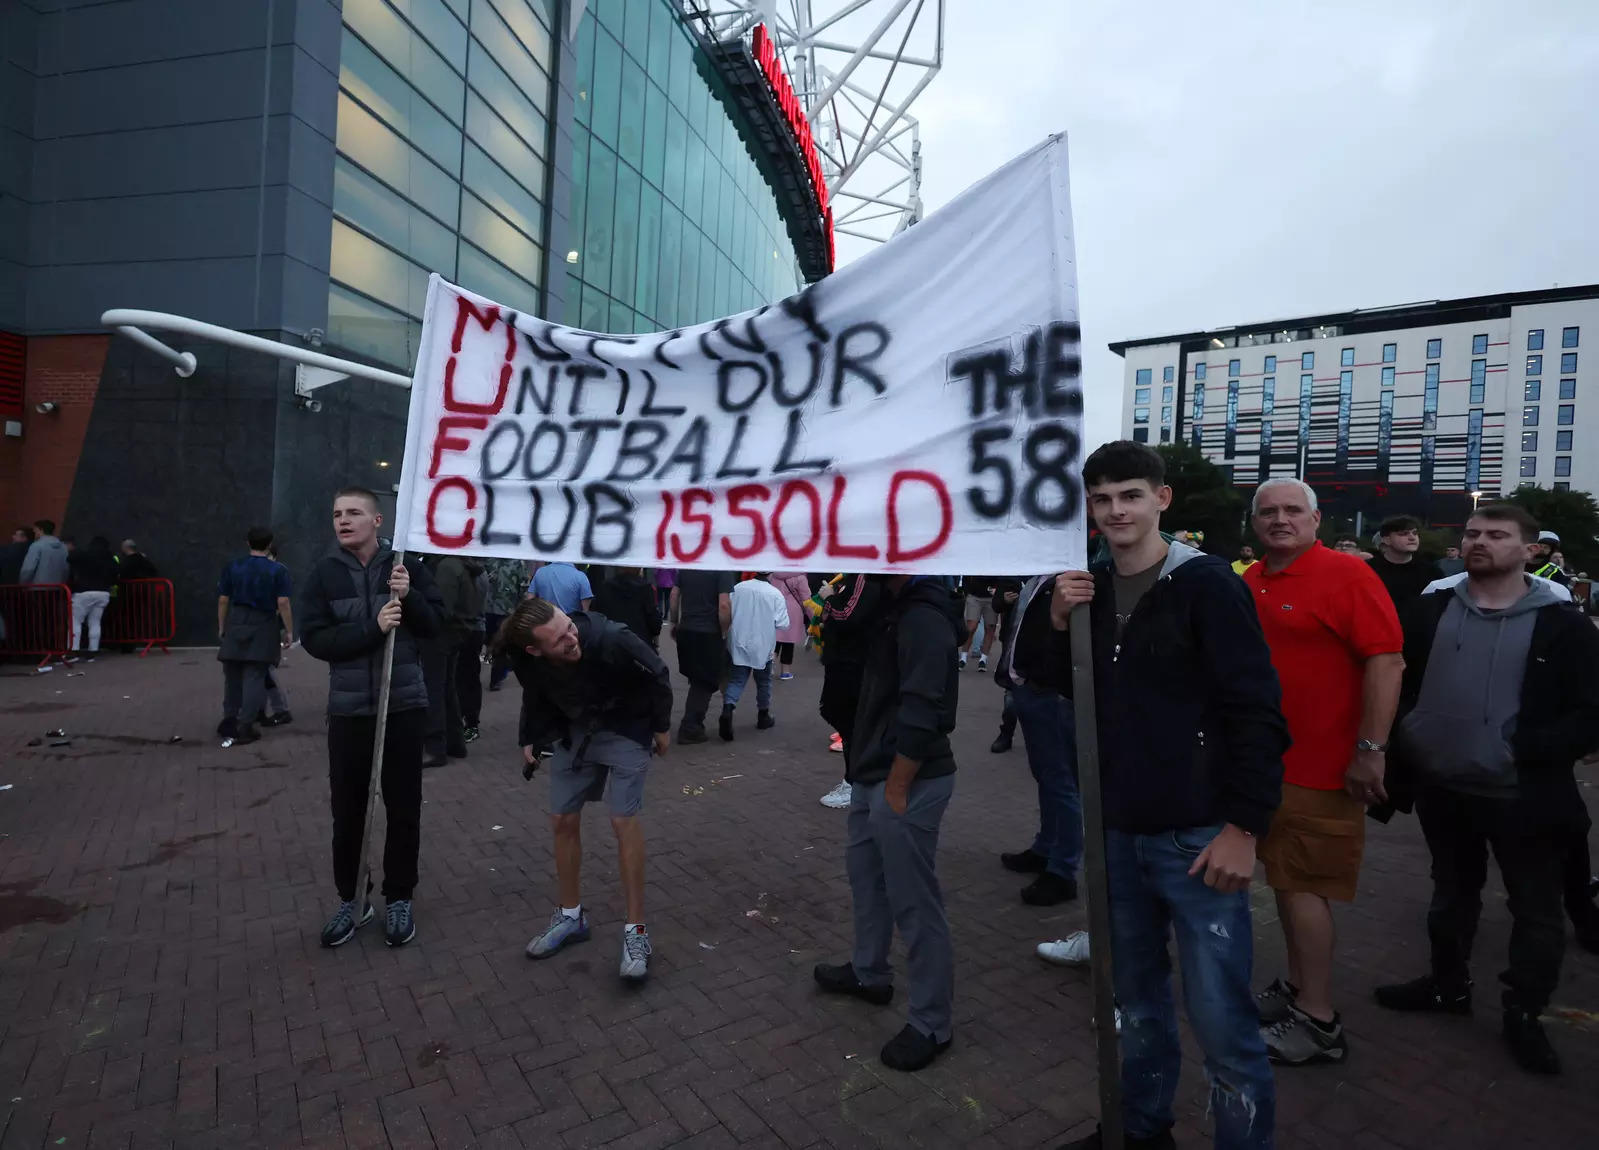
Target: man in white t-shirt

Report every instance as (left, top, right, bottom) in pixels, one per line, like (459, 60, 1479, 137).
(721, 573, 790, 741)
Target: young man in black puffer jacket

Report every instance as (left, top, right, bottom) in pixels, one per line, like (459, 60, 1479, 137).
(814, 575, 962, 1074)
(299, 487, 441, 951)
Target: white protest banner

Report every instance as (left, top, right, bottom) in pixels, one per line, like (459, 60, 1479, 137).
(393, 135, 1089, 574)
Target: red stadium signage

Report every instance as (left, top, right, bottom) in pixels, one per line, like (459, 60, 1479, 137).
(752, 23, 834, 271)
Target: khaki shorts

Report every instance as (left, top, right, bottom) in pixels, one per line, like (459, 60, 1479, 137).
(963, 596, 998, 627)
(1260, 783, 1366, 901)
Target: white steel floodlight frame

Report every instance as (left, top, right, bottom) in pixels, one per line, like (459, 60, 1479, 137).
(677, 0, 943, 250)
(99, 309, 413, 393)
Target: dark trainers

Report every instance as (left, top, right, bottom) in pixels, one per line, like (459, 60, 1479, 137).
(813, 962, 893, 1005)
(718, 708, 735, 742)
(463, 725, 480, 743)
(990, 733, 1013, 753)
(1001, 848, 1047, 874)
(1021, 872, 1078, 906)
(385, 899, 416, 947)
(216, 717, 237, 739)
(1256, 977, 1299, 1024)
(231, 725, 261, 746)
(1503, 1007, 1561, 1075)
(1057, 1125, 1176, 1150)
(320, 899, 373, 947)
(678, 723, 708, 745)
(756, 709, 775, 730)
(261, 711, 293, 727)
(1263, 1007, 1348, 1066)
(1374, 974, 1472, 1014)
(879, 1024, 950, 1072)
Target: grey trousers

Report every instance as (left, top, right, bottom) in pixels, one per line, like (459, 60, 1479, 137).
(222, 662, 269, 726)
(846, 775, 956, 1042)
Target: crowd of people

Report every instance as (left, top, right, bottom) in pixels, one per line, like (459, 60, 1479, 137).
(172, 455, 1599, 1150)
(1, 519, 162, 660)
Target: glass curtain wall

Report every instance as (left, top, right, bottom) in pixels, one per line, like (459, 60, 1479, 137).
(327, 0, 556, 367)
(566, 0, 804, 333)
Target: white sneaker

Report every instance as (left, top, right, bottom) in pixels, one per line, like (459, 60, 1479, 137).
(620, 925, 651, 981)
(819, 780, 853, 809)
(977, 655, 988, 671)
(1037, 931, 1091, 967)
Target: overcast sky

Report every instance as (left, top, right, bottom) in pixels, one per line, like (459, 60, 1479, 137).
(903, 0, 1599, 448)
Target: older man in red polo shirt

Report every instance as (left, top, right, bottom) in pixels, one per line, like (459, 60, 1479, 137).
(1243, 479, 1405, 1067)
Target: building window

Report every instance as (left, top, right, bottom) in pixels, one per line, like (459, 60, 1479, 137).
(1561, 352, 1578, 373)
(1162, 386, 1174, 402)
(1525, 379, 1541, 401)
(1161, 405, 1172, 424)
(1163, 365, 1174, 383)
(1135, 368, 1152, 387)
(1524, 406, 1539, 426)
(1522, 431, 1538, 451)
(1134, 388, 1150, 404)
(1228, 358, 1240, 377)
(1426, 338, 1442, 359)
(1556, 456, 1572, 477)
(1264, 355, 1277, 373)
(1299, 373, 1313, 445)
(1563, 326, 1580, 348)
(1378, 390, 1394, 463)
(1158, 426, 1170, 443)
(1472, 333, 1488, 354)
(1226, 377, 1240, 453)
(1527, 354, 1542, 376)
(1337, 369, 1354, 457)
(1558, 404, 1575, 425)
(1196, 362, 1207, 380)
(1133, 427, 1149, 443)
(1521, 456, 1538, 478)
(1381, 365, 1394, 388)
(1301, 351, 1314, 370)
(1466, 408, 1483, 489)
(1423, 363, 1439, 430)
(1471, 359, 1486, 404)
(1561, 378, 1577, 399)
(1382, 342, 1396, 363)
(1528, 329, 1544, 350)
(1558, 430, 1573, 451)
(1262, 377, 1275, 416)
(1555, 481, 1571, 492)
(1134, 407, 1150, 424)
(1340, 347, 1355, 367)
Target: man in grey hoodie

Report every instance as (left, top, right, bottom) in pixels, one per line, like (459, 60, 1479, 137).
(1375, 503, 1599, 1077)
(19, 519, 69, 585)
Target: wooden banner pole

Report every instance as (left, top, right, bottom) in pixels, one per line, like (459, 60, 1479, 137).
(352, 549, 405, 919)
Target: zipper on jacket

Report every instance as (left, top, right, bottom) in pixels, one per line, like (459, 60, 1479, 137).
(1108, 571, 1172, 665)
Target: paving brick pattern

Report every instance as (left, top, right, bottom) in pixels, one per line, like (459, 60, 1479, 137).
(1, 646, 1596, 1148)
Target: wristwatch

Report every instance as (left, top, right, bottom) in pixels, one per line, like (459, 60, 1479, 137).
(1356, 739, 1387, 753)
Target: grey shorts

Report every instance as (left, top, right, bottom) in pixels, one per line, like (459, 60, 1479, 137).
(548, 730, 651, 817)
(963, 596, 997, 627)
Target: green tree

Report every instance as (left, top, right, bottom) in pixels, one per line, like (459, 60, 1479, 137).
(1156, 442, 1246, 555)
(1504, 486, 1599, 574)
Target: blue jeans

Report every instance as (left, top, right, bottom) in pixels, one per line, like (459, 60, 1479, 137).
(1011, 683, 1082, 878)
(724, 662, 772, 711)
(1107, 826, 1275, 1149)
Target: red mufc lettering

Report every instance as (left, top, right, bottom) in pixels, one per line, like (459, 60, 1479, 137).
(426, 477, 477, 548)
(443, 296, 514, 415)
(886, 470, 953, 563)
(429, 415, 487, 479)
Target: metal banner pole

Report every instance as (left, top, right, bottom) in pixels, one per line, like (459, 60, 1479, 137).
(352, 549, 405, 918)
(1070, 601, 1123, 1149)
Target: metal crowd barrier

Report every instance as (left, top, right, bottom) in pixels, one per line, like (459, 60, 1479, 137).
(0, 583, 72, 667)
(103, 578, 175, 655)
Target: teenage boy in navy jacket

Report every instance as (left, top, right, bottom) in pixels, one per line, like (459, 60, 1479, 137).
(1050, 441, 1288, 1150)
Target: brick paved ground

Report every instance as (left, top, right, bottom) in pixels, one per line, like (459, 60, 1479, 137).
(1, 644, 1596, 1149)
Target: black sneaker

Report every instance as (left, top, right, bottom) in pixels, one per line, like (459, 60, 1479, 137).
(1374, 974, 1472, 1014)
(1021, 872, 1078, 906)
(385, 899, 416, 948)
(261, 711, 293, 728)
(1057, 1126, 1176, 1150)
(1001, 848, 1047, 874)
(879, 1024, 950, 1072)
(678, 724, 708, 745)
(1503, 1007, 1560, 1074)
(718, 707, 735, 742)
(231, 725, 261, 746)
(216, 717, 237, 739)
(990, 734, 1013, 754)
(463, 726, 480, 743)
(423, 754, 448, 769)
(813, 962, 893, 1005)
(320, 899, 373, 947)
(756, 709, 775, 730)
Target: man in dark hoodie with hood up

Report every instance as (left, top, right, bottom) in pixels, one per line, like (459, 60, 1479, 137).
(813, 574, 962, 1074)
(299, 487, 441, 951)
(1049, 441, 1287, 1150)
(1375, 502, 1599, 1077)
